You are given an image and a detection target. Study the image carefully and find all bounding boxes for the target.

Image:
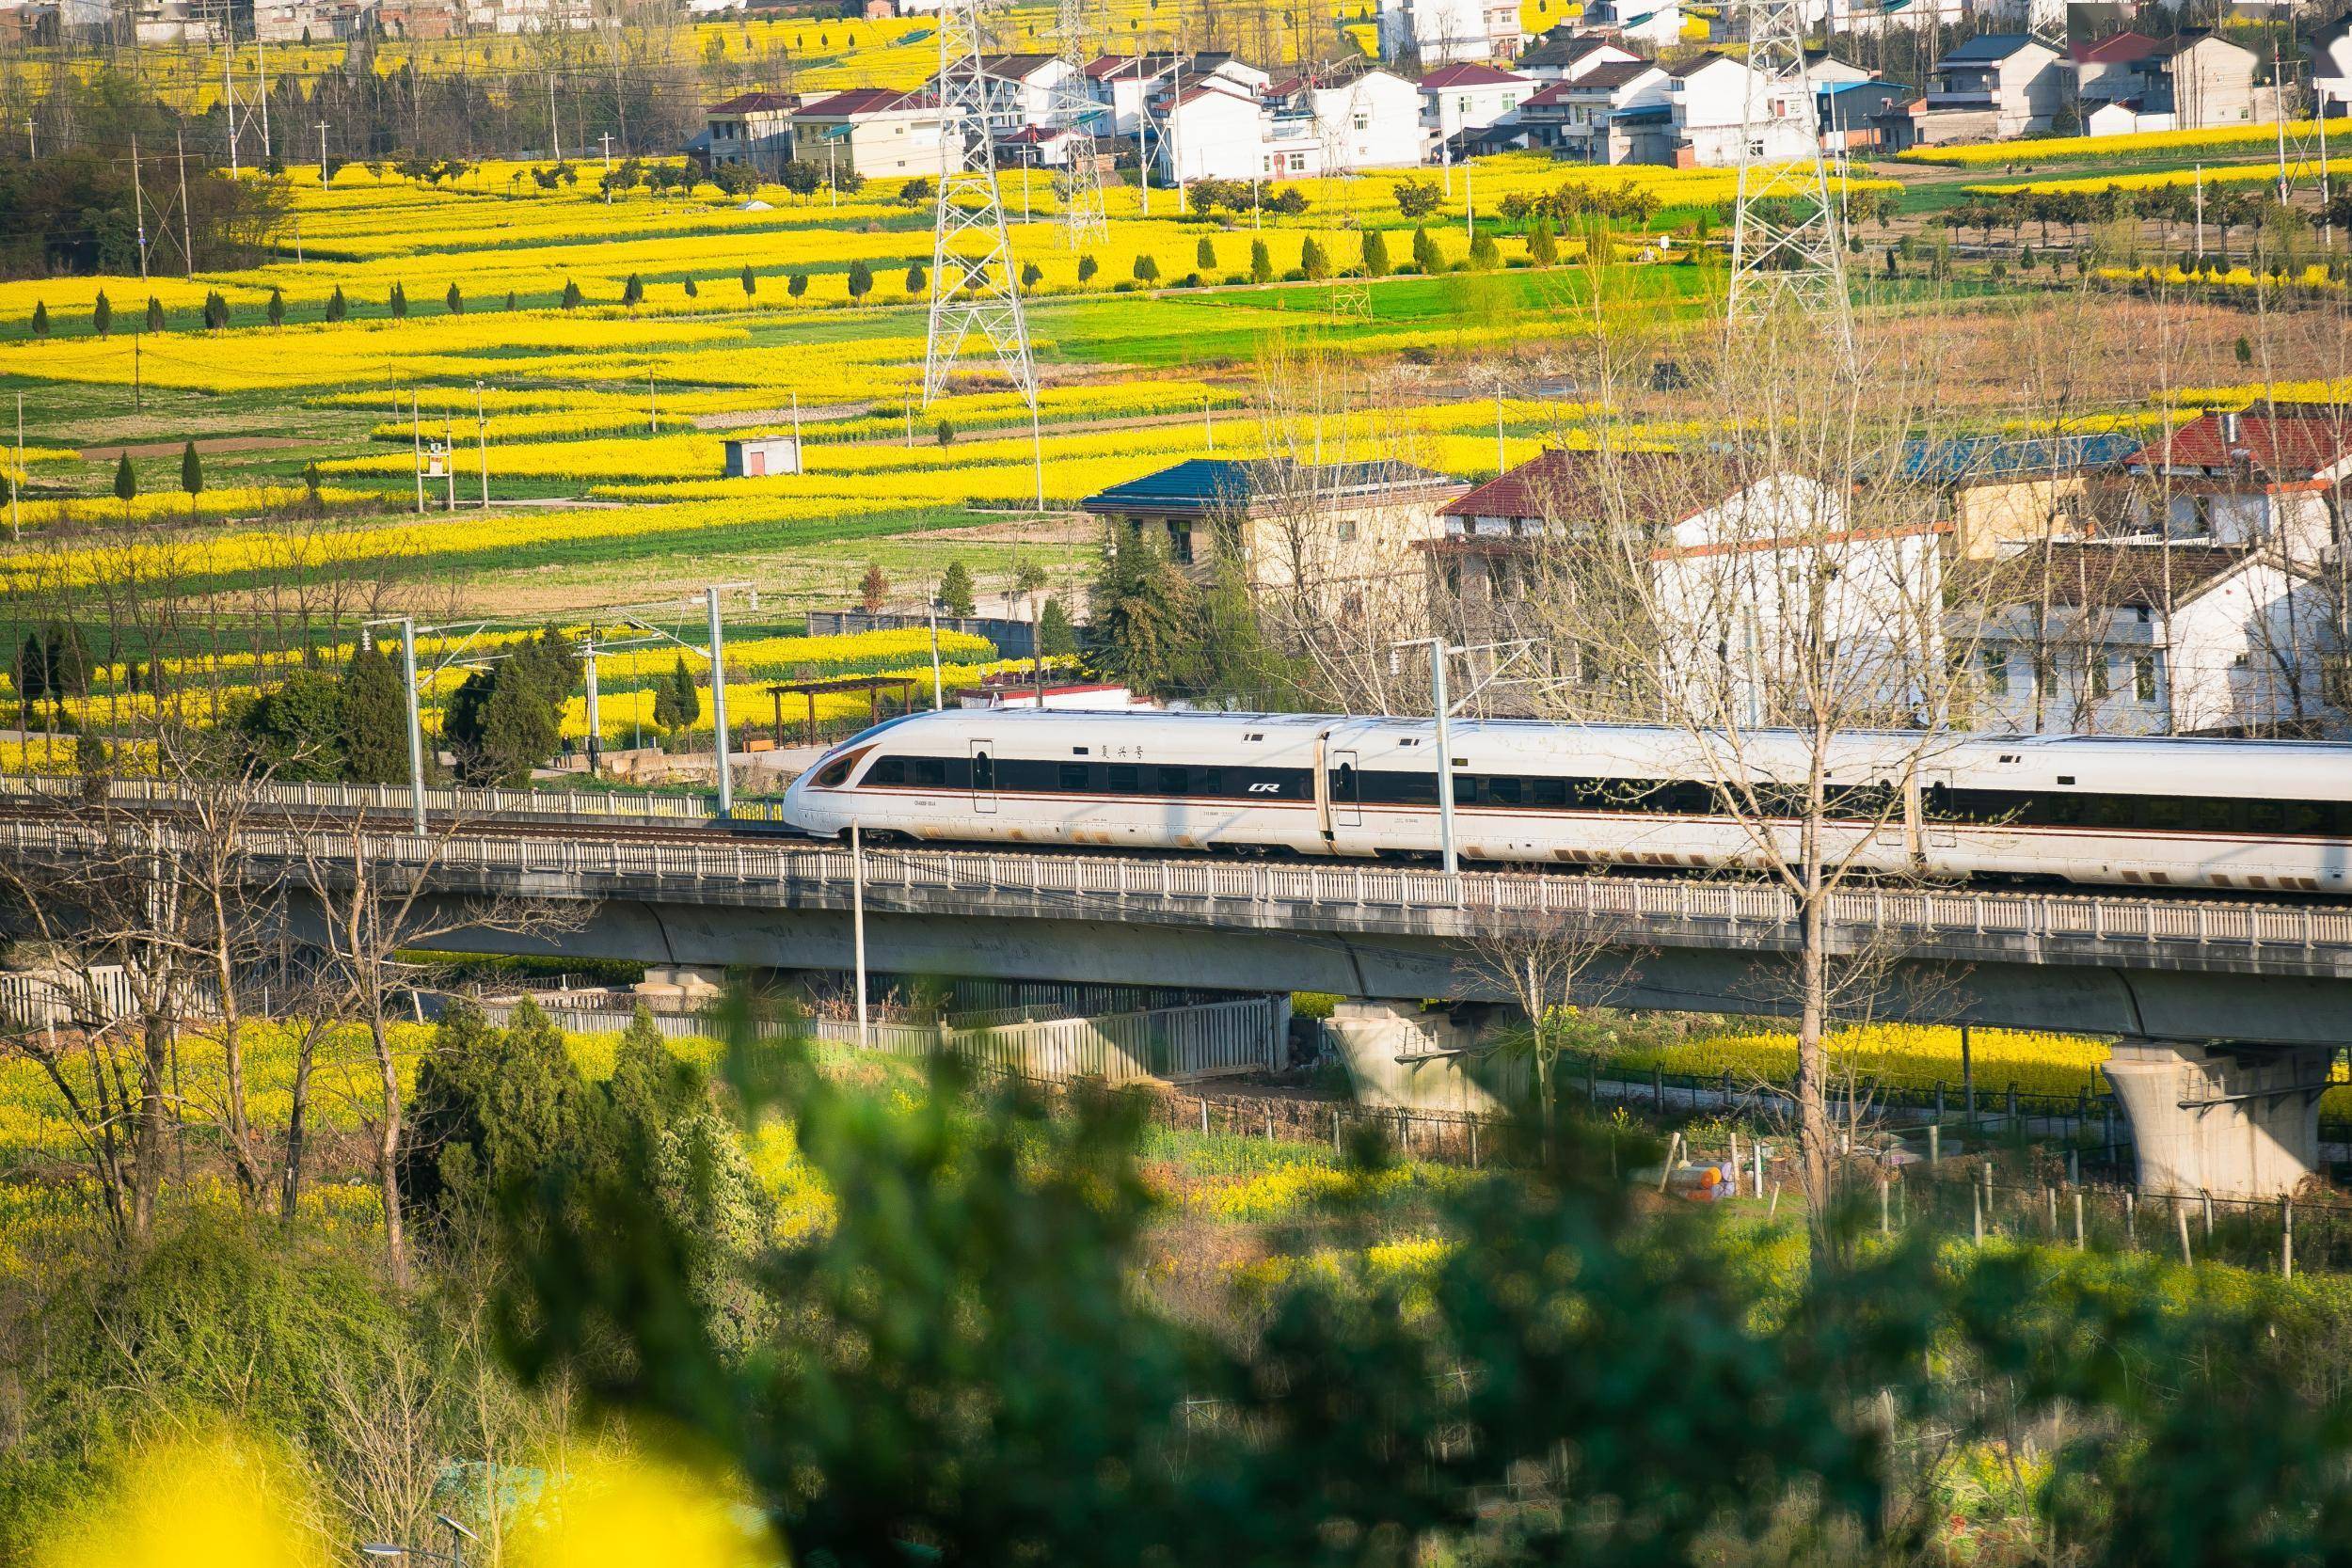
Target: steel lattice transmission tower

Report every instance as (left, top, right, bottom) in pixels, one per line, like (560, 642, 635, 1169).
(1051, 0, 1110, 246)
(1726, 0, 1851, 357)
(923, 0, 1041, 409)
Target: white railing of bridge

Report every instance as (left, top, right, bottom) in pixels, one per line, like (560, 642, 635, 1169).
(5, 816, 2351, 959)
(0, 772, 784, 823)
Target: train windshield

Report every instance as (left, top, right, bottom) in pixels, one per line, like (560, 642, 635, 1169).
(831, 712, 930, 752)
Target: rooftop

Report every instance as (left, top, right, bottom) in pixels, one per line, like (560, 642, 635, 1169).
(1083, 457, 1468, 516)
(1438, 447, 1682, 521)
(976, 52, 1063, 79)
(796, 87, 924, 117)
(2073, 28, 2159, 63)
(1898, 433, 2141, 485)
(2126, 410, 2352, 479)
(1977, 541, 2247, 611)
(707, 90, 797, 114)
(1938, 32, 2044, 63)
(1419, 62, 1532, 88)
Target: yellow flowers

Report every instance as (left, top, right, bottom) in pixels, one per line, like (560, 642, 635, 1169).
(1596, 1023, 2116, 1100)
(1962, 160, 2327, 197)
(1901, 119, 2339, 166)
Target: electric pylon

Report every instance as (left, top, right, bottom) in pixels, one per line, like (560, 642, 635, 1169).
(923, 0, 1041, 408)
(1052, 0, 1110, 246)
(1726, 0, 1852, 359)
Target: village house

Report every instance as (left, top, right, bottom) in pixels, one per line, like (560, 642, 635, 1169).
(698, 90, 798, 171)
(1963, 541, 2344, 737)
(2314, 9, 2352, 111)
(1083, 458, 1469, 597)
(2118, 407, 2352, 562)
(1874, 33, 2063, 149)
(1378, 0, 1525, 68)
(1419, 62, 1540, 156)
(789, 87, 966, 180)
(1518, 61, 1671, 160)
(1511, 27, 1641, 82)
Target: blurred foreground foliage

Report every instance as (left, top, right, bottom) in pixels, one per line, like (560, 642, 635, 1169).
(493, 994, 2352, 1568)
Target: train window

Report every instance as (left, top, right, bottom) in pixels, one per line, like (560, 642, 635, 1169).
(1532, 777, 1567, 808)
(1454, 776, 1480, 805)
(2142, 797, 2184, 831)
(913, 757, 947, 789)
(1059, 763, 1089, 790)
(1196, 768, 1225, 795)
(865, 756, 907, 785)
(814, 755, 856, 788)
(2246, 800, 2286, 833)
(1335, 763, 1358, 800)
(972, 752, 994, 791)
(1160, 766, 1190, 795)
(2057, 775, 2075, 785)
(1072, 747, 1089, 755)
(1245, 732, 1264, 742)
(1486, 777, 1522, 806)
(1108, 765, 1139, 793)
(2285, 801, 2326, 835)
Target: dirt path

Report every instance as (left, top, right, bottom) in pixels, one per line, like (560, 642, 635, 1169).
(79, 435, 310, 461)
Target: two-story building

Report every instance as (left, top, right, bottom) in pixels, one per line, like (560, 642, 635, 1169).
(1420, 62, 1539, 155)
(1084, 458, 1470, 598)
(1157, 68, 1422, 182)
(1897, 433, 2139, 559)
(2118, 408, 2351, 563)
(2315, 9, 2352, 111)
(699, 90, 798, 172)
(790, 87, 967, 180)
(1874, 33, 2062, 148)
(1964, 540, 2343, 737)
(1518, 61, 1671, 159)
(1661, 52, 1820, 166)
(1379, 0, 1524, 67)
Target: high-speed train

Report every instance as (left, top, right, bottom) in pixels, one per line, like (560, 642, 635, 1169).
(779, 708, 2352, 894)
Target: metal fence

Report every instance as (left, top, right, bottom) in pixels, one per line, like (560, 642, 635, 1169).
(0, 772, 787, 823)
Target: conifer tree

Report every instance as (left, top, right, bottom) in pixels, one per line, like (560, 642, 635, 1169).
(447, 282, 466, 313)
(939, 559, 977, 618)
(1249, 238, 1273, 283)
(1468, 231, 1500, 270)
(846, 260, 874, 299)
(561, 278, 583, 309)
(92, 292, 112, 338)
(388, 283, 407, 318)
(905, 263, 926, 293)
(1133, 254, 1160, 284)
(1038, 595, 1076, 657)
(1361, 230, 1391, 277)
(1300, 237, 1329, 281)
(180, 440, 203, 524)
(1528, 216, 1558, 265)
(29, 301, 48, 337)
(1412, 225, 1440, 274)
(340, 641, 411, 783)
(787, 272, 808, 298)
(267, 287, 286, 327)
(1196, 236, 1216, 270)
(325, 286, 348, 323)
(621, 274, 644, 307)
(145, 296, 166, 332)
(741, 263, 757, 295)
(1077, 254, 1099, 282)
(112, 453, 136, 516)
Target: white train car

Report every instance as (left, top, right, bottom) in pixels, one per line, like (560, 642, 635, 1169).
(780, 709, 2352, 894)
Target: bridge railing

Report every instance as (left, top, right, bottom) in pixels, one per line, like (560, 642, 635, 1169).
(6, 816, 2352, 961)
(0, 772, 785, 823)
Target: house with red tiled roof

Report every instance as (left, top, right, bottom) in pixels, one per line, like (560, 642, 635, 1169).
(1418, 61, 1538, 151)
(2121, 408, 2352, 561)
(1515, 60, 1668, 159)
(790, 87, 966, 180)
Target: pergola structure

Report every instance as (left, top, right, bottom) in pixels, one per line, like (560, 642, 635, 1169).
(763, 673, 928, 745)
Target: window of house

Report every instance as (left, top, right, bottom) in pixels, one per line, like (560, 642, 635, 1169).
(1336, 518, 1358, 542)
(2188, 495, 2214, 534)
(2135, 655, 2158, 702)
(2090, 655, 2111, 698)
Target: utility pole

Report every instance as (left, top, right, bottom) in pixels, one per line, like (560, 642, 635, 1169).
(851, 821, 869, 1049)
(255, 32, 271, 162)
(444, 416, 457, 511)
(223, 28, 239, 175)
(22, 118, 31, 159)
(701, 583, 755, 816)
(10, 392, 22, 543)
(598, 131, 614, 202)
(132, 334, 140, 411)
(363, 615, 432, 836)
(130, 134, 151, 283)
(175, 131, 195, 278)
(548, 71, 561, 164)
(927, 596, 945, 709)
(411, 391, 425, 515)
(580, 637, 602, 775)
(474, 380, 489, 509)
(317, 119, 329, 186)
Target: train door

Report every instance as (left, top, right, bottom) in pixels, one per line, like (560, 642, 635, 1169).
(1922, 768, 1958, 847)
(969, 738, 998, 815)
(1330, 750, 1362, 831)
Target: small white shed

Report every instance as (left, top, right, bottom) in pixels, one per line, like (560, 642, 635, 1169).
(724, 436, 803, 478)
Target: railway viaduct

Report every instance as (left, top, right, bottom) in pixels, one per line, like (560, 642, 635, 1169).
(7, 778, 2352, 1201)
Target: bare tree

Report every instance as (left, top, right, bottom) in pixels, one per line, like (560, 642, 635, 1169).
(1461, 901, 1645, 1145)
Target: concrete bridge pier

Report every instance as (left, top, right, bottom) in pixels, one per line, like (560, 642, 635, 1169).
(2102, 1040, 2333, 1199)
(1323, 999, 1526, 1117)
